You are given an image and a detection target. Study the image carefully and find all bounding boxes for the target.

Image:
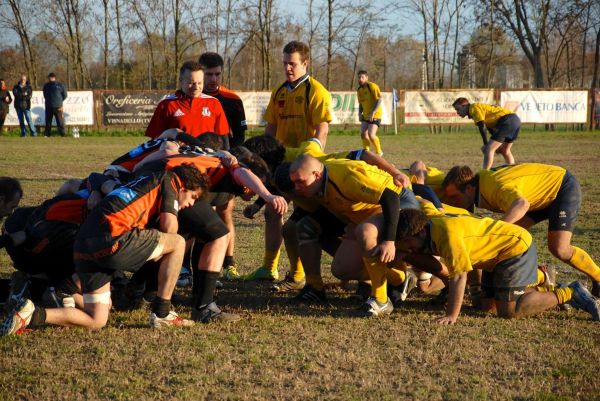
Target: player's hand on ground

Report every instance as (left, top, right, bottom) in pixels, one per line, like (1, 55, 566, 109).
(243, 203, 261, 219)
(436, 315, 457, 325)
(393, 172, 411, 188)
(374, 240, 396, 263)
(265, 195, 287, 215)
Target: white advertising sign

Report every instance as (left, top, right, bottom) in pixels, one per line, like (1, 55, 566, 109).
(5, 91, 94, 126)
(500, 91, 588, 123)
(238, 91, 393, 125)
(404, 90, 494, 124)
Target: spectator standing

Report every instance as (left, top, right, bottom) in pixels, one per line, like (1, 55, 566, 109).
(0, 79, 12, 133)
(42, 73, 67, 137)
(12, 74, 37, 137)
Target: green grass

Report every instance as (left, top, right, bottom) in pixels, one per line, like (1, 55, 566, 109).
(1, 130, 600, 400)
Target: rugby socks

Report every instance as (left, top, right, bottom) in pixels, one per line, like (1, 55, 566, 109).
(372, 137, 382, 155)
(361, 138, 370, 151)
(386, 268, 406, 287)
(29, 306, 46, 328)
(263, 249, 281, 273)
(363, 256, 387, 304)
(553, 286, 574, 305)
(151, 297, 171, 318)
(286, 247, 306, 282)
(536, 268, 545, 286)
(194, 270, 220, 310)
(568, 246, 600, 281)
(223, 255, 235, 268)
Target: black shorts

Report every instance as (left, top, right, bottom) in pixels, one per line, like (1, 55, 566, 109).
(481, 244, 538, 302)
(75, 229, 160, 292)
(296, 207, 347, 244)
(360, 117, 381, 127)
(525, 171, 581, 232)
(208, 192, 234, 208)
(489, 114, 520, 143)
(177, 198, 229, 242)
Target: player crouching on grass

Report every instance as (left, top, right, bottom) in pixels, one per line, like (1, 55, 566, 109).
(394, 209, 600, 323)
(1, 164, 208, 335)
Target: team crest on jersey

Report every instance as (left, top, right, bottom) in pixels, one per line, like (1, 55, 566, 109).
(202, 107, 211, 117)
(278, 100, 285, 108)
(295, 96, 304, 104)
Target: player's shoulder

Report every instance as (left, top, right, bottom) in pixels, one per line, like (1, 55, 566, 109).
(157, 92, 180, 106)
(217, 86, 242, 101)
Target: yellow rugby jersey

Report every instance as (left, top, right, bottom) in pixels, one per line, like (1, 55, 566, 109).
(427, 214, 532, 278)
(316, 159, 403, 224)
(284, 139, 325, 161)
(357, 81, 382, 119)
(477, 163, 567, 213)
(420, 201, 471, 218)
(264, 76, 332, 147)
(469, 103, 512, 128)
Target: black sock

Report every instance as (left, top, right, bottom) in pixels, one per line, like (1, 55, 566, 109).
(194, 271, 220, 310)
(223, 256, 235, 268)
(151, 297, 171, 318)
(29, 306, 47, 328)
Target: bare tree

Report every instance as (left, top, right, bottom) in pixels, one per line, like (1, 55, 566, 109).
(3, 0, 38, 86)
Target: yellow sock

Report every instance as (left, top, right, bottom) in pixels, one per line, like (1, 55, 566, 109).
(363, 256, 387, 303)
(536, 268, 545, 286)
(386, 268, 406, 287)
(569, 246, 600, 281)
(286, 247, 305, 281)
(361, 138, 370, 151)
(263, 249, 280, 272)
(306, 274, 324, 291)
(372, 137, 382, 154)
(554, 286, 574, 304)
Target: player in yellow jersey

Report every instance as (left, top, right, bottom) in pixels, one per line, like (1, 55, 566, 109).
(242, 135, 412, 291)
(287, 155, 420, 312)
(453, 97, 520, 170)
(357, 70, 383, 155)
(442, 163, 600, 297)
(394, 209, 600, 323)
(244, 41, 332, 282)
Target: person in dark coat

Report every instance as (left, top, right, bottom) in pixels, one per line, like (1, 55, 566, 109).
(0, 79, 12, 132)
(42, 72, 67, 137)
(12, 74, 37, 137)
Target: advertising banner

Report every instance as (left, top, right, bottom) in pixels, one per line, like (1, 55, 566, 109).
(5, 91, 94, 126)
(101, 92, 169, 125)
(404, 90, 494, 124)
(500, 90, 588, 123)
(238, 91, 393, 125)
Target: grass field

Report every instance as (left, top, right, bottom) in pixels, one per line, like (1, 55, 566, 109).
(0, 129, 599, 401)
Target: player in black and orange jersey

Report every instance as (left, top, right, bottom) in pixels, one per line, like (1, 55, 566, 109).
(0, 177, 23, 248)
(145, 61, 230, 148)
(2, 193, 89, 309)
(135, 149, 287, 323)
(1, 164, 208, 335)
(198, 52, 249, 281)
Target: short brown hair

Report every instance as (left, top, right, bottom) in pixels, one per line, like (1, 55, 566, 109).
(452, 97, 469, 108)
(198, 52, 224, 69)
(179, 61, 204, 76)
(442, 165, 475, 192)
(396, 209, 429, 239)
(172, 164, 210, 195)
(358, 70, 368, 76)
(283, 41, 310, 62)
(0, 177, 23, 201)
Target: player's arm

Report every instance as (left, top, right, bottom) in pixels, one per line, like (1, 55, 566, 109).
(369, 98, 382, 120)
(0, 232, 26, 249)
(376, 188, 401, 263)
(437, 271, 468, 325)
(159, 212, 179, 233)
(501, 197, 530, 224)
(359, 151, 410, 188)
(314, 122, 328, 150)
(265, 123, 276, 137)
(476, 121, 488, 145)
(232, 168, 288, 215)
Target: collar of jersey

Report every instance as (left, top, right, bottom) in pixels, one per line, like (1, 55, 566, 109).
(284, 74, 309, 91)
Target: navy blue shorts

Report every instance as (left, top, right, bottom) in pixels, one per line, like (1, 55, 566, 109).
(525, 171, 581, 232)
(490, 114, 520, 143)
